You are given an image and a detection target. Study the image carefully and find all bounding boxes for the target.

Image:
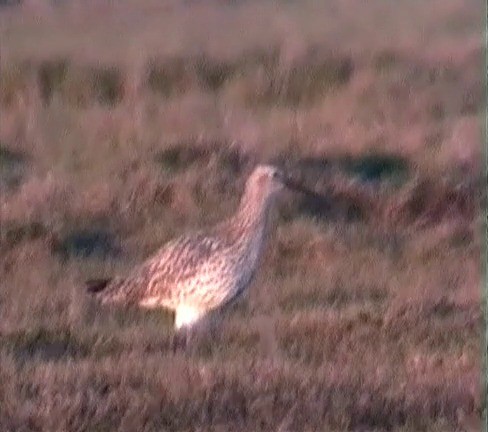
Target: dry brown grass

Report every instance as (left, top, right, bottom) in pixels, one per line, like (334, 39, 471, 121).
(0, 0, 485, 431)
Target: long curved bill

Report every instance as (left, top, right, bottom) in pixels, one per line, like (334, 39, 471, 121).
(283, 176, 322, 198)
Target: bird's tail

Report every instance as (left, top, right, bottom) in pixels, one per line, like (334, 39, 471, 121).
(85, 278, 112, 294)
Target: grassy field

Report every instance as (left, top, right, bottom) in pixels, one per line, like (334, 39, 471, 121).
(0, 0, 485, 431)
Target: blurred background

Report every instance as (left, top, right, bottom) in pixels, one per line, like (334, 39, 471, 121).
(0, 1, 484, 431)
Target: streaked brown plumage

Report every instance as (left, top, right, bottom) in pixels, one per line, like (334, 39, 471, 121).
(87, 164, 304, 333)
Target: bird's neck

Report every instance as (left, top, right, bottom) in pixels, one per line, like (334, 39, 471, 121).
(226, 186, 273, 245)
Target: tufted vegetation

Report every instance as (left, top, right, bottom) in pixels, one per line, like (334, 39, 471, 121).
(0, 0, 484, 431)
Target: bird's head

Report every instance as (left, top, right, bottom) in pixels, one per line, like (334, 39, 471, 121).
(246, 165, 286, 198)
(246, 164, 316, 199)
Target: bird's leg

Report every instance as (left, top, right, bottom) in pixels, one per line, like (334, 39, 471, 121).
(207, 313, 222, 346)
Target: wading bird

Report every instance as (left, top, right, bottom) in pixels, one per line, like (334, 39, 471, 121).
(86, 164, 313, 350)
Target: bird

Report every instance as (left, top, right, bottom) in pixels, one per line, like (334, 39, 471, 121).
(86, 164, 312, 349)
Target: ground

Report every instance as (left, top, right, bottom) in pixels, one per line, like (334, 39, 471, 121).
(0, 0, 485, 431)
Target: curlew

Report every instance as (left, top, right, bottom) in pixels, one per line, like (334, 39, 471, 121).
(86, 164, 311, 347)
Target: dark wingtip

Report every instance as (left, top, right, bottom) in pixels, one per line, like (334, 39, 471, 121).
(85, 278, 111, 294)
